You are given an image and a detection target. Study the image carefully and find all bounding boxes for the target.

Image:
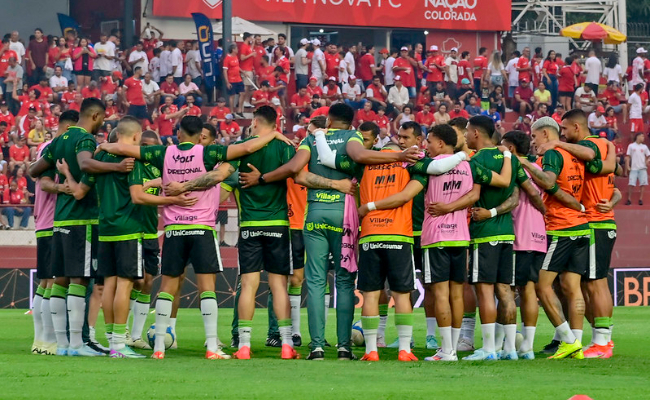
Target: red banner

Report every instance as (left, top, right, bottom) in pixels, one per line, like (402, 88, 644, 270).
(152, 0, 512, 32)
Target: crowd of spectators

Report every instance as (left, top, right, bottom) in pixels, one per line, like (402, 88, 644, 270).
(3, 25, 650, 227)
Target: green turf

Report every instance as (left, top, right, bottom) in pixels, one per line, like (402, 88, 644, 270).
(1, 307, 649, 399)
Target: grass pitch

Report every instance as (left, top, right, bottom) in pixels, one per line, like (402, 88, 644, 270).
(1, 307, 649, 400)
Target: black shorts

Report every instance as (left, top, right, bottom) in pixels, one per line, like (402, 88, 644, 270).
(413, 235, 423, 274)
(586, 227, 617, 280)
(52, 224, 98, 278)
(238, 226, 291, 275)
(216, 210, 228, 225)
(128, 105, 149, 120)
(558, 91, 574, 98)
(469, 241, 515, 285)
(161, 228, 223, 277)
(143, 238, 160, 276)
(514, 250, 545, 286)
(422, 246, 467, 284)
(228, 81, 245, 95)
(541, 234, 589, 276)
(74, 70, 91, 76)
(358, 241, 416, 293)
(290, 229, 305, 271)
(512, 101, 532, 113)
(97, 238, 144, 279)
(36, 231, 53, 279)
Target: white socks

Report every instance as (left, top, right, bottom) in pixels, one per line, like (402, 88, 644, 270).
(572, 329, 583, 343)
(439, 326, 452, 354)
(67, 295, 85, 349)
(132, 300, 151, 340)
(378, 315, 387, 338)
(396, 324, 413, 352)
(481, 323, 496, 353)
(41, 297, 56, 343)
(503, 324, 517, 353)
(289, 295, 301, 336)
(495, 323, 505, 352)
(556, 321, 576, 344)
(279, 325, 292, 347)
(154, 296, 173, 352)
(32, 294, 43, 343)
(362, 316, 379, 354)
(50, 296, 69, 348)
(200, 295, 218, 353)
(521, 326, 536, 352)
(451, 328, 461, 353)
(426, 317, 438, 337)
(461, 315, 476, 343)
(238, 327, 252, 349)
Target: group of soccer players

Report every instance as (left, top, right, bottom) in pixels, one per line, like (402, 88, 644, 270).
(27, 96, 620, 361)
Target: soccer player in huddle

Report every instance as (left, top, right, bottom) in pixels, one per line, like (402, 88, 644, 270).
(97, 114, 291, 359)
(31, 110, 80, 355)
(30, 98, 134, 357)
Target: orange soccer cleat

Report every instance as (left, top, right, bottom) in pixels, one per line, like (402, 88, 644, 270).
(398, 350, 418, 362)
(233, 346, 251, 360)
(360, 351, 380, 362)
(281, 344, 300, 360)
(583, 343, 613, 359)
(151, 351, 165, 360)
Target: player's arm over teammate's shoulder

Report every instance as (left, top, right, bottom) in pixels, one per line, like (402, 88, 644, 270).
(345, 133, 420, 165)
(56, 159, 92, 200)
(164, 162, 237, 196)
(294, 169, 356, 195)
(129, 161, 198, 206)
(358, 179, 424, 218)
(223, 131, 293, 161)
(471, 186, 520, 221)
(80, 144, 135, 175)
(429, 184, 481, 217)
(38, 169, 70, 195)
(469, 151, 512, 188)
(520, 151, 559, 190)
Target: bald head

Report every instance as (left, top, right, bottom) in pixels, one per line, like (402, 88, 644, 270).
(116, 116, 142, 143)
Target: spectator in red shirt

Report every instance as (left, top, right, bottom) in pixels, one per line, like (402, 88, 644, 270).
(356, 101, 376, 125)
(473, 47, 488, 94)
(513, 78, 535, 117)
(306, 76, 323, 99)
(516, 47, 532, 84)
(358, 46, 378, 88)
(223, 44, 244, 116)
(81, 80, 101, 99)
(157, 105, 188, 144)
(599, 80, 628, 122)
(290, 86, 312, 117)
(393, 47, 416, 98)
(68, 93, 83, 112)
(416, 87, 432, 111)
(415, 103, 435, 131)
(324, 44, 340, 82)
(251, 81, 271, 109)
(457, 51, 472, 85)
(425, 45, 446, 92)
(182, 94, 202, 117)
(104, 97, 120, 122)
(159, 74, 182, 106)
(557, 56, 577, 112)
(240, 32, 256, 110)
(604, 106, 619, 138)
(123, 66, 148, 121)
(0, 39, 18, 93)
(220, 114, 242, 145)
(31, 77, 54, 103)
(9, 136, 29, 170)
(322, 77, 342, 105)
(448, 101, 470, 119)
(374, 107, 390, 135)
(541, 50, 559, 113)
(72, 37, 97, 90)
(2, 180, 30, 229)
(209, 97, 231, 122)
(365, 75, 388, 111)
(551, 103, 565, 125)
(13, 85, 41, 118)
(0, 101, 15, 133)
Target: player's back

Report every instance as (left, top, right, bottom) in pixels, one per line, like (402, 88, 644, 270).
(359, 149, 413, 240)
(235, 137, 295, 225)
(582, 136, 615, 223)
(543, 148, 588, 231)
(34, 140, 56, 232)
(132, 160, 162, 237)
(512, 162, 546, 252)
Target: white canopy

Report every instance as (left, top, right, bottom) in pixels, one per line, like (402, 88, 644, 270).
(213, 17, 277, 37)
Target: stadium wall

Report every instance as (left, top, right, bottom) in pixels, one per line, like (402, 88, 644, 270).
(0, 0, 69, 37)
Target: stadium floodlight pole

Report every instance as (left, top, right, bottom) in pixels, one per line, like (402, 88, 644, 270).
(618, 0, 628, 72)
(124, 0, 134, 49)
(223, 0, 232, 105)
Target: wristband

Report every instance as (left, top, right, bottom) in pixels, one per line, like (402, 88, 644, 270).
(580, 204, 585, 213)
(367, 202, 377, 211)
(503, 150, 512, 159)
(489, 208, 498, 218)
(258, 175, 266, 185)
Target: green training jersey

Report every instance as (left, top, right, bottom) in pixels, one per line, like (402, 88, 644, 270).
(577, 139, 603, 174)
(89, 151, 143, 240)
(298, 129, 364, 205)
(42, 126, 98, 225)
(231, 136, 295, 226)
(130, 160, 162, 237)
(139, 142, 230, 171)
(469, 147, 528, 242)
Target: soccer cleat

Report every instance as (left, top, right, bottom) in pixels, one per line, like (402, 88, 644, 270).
(151, 351, 165, 359)
(377, 335, 386, 348)
(125, 326, 131, 342)
(398, 350, 419, 362)
(462, 348, 498, 361)
(425, 350, 458, 361)
(387, 338, 414, 349)
(86, 339, 110, 355)
(68, 344, 106, 357)
(608, 340, 615, 348)
(233, 346, 251, 360)
(266, 335, 282, 348)
(206, 349, 232, 360)
(231, 335, 239, 348)
(307, 348, 325, 361)
(548, 340, 583, 359)
(517, 350, 535, 360)
(109, 346, 146, 359)
(360, 351, 380, 361)
(456, 338, 475, 352)
(128, 338, 152, 350)
(41, 342, 57, 356)
(56, 347, 69, 356)
(583, 343, 613, 359)
(324, 339, 332, 347)
(31, 341, 42, 354)
(542, 339, 561, 354)
(498, 350, 519, 360)
(292, 334, 302, 347)
(337, 348, 358, 360)
(426, 335, 439, 350)
(281, 344, 300, 360)
(572, 349, 585, 359)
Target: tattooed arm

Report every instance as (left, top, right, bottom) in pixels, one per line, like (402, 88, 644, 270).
(519, 156, 556, 190)
(294, 169, 355, 196)
(163, 163, 236, 196)
(471, 186, 520, 221)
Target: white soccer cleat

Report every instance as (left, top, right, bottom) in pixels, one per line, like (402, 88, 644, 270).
(517, 350, 535, 360)
(68, 344, 105, 357)
(425, 350, 458, 361)
(462, 348, 498, 361)
(457, 337, 475, 352)
(129, 337, 152, 350)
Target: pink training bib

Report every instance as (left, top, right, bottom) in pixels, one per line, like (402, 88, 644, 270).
(34, 140, 56, 232)
(512, 164, 547, 252)
(421, 155, 473, 247)
(162, 144, 218, 228)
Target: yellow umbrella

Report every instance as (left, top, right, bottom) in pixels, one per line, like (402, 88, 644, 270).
(560, 22, 627, 45)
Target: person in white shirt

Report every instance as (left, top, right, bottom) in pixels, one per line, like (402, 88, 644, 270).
(294, 39, 310, 89)
(338, 55, 349, 86)
(185, 41, 202, 86)
(49, 66, 68, 101)
(311, 39, 326, 87)
(9, 31, 25, 64)
(169, 40, 183, 84)
(630, 48, 646, 89)
(142, 72, 161, 108)
(149, 47, 161, 83)
(584, 50, 602, 93)
(574, 85, 597, 113)
(626, 133, 650, 205)
(588, 106, 612, 139)
(94, 34, 115, 80)
(387, 76, 409, 112)
(505, 51, 520, 98)
(445, 47, 459, 99)
(602, 54, 623, 84)
(341, 75, 365, 109)
(383, 49, 396, 89)
(628, 83, 646, 135)
(344, 46, 356, 77)
(159, 43, 171, 83)
(128, 41, 149, 74)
